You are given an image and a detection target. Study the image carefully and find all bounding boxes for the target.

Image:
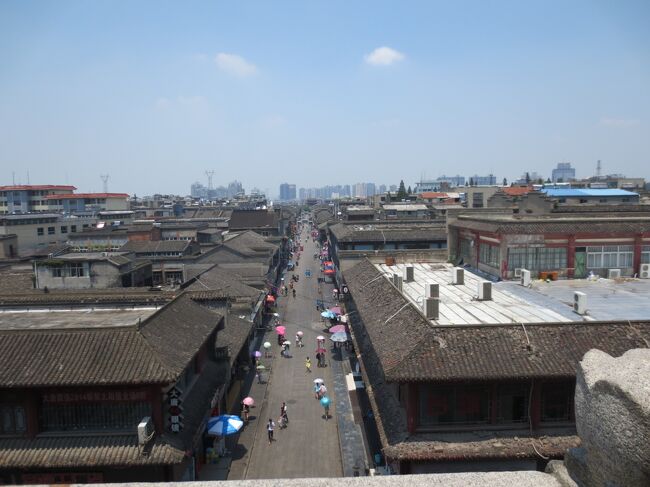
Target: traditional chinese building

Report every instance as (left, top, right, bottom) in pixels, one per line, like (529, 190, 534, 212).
(342, 259, 650, 474)
(0, 293, 237, 484)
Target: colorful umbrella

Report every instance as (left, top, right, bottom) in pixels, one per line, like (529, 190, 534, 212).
(323, 269, 336, 275)
(329, 324, 346, 334)
(263, 342, 271, 349)
(275, 325, 286, 335)
(331, 332, 349, 343)
(321, 310, 336, 319)
(266, 295, 275, 303)
(296, 331, 304, 337)
(254, 351, 262, 358)
(243, 397, 254, 406)
(320, 396, 330, 407)
(315, 347, 326, 354)
(207, 415, 243, 436)
(329, 306, 342, 315)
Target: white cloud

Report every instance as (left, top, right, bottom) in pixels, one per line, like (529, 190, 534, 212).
(365, 46, 405, 66)
(155, 97, 171, 109)
(600, 117, 640, 127)
(215, 53, 258, 77)
(154, 96, 208, 110)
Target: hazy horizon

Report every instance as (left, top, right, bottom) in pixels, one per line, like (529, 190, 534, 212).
(1, 1, 649, 196)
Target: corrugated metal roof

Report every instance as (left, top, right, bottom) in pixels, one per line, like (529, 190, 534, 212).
(542, 188, 639, 197)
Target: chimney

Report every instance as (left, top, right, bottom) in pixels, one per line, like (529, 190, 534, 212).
(423, 297, 439, 320)
(451, 267, 464, 285)
(477, 281, 492, 301)
(425, 283, 439, 299)
(403, 265, 414, 283)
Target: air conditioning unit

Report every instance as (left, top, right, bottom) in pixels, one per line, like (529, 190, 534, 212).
(477, 281, 492, 301)
(451, 267, 464, 285)
(514, 268, 523, 278)
(403, 265, 414, 283)
(640, 264, 650, 279)
(574, 291, 587, 315)
(138, 417, 155, 445)
(520, 269, 531, 287)
(425, 283, 439, 298)
(607, 269, 621, 279)
(423, 297, 439, 320)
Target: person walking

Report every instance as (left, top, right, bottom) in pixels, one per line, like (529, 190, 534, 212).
(280, 402, 288, 424)
(292, 288, 296, 298)
(267, 418, 275, 444)
(305, 357, 312, 373)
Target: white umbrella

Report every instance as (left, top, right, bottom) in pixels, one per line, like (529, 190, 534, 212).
(313, 378, 325, 384)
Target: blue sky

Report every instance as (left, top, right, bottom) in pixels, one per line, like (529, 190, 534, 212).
(1, 0, 649, 196)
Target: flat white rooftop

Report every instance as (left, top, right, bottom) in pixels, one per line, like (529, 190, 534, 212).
(375, 263, 577, 325)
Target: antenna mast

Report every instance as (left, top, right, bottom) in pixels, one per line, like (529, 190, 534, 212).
(205, 170, 215, 190)
(100, 174, 110, 193)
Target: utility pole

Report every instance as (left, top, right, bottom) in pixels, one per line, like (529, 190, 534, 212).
(205, 170, 215, 190)
(100, 174, 110, 193)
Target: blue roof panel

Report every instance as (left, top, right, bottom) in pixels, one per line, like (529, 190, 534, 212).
(542, 188, 638, 197)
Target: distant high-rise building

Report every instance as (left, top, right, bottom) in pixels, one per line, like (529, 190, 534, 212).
(437, 174, 466, 187)
(552, 163, 576, 182)
(228, 181, 243, 197)
(378, 184, 387, 194)
(468, 174, 497, 186)
(190, 182, 207, 198)
(279, 183, 297, 201)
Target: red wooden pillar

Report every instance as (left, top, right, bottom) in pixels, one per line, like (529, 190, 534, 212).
(406, 383, 418, 434)
(567, 235, 575, 278)
(25, 390, 39, 438)
(633, 234, 642, 274)
(150, 386, 164, 433)
(490, 383, 498, 424)
(530, 380, 541, 430)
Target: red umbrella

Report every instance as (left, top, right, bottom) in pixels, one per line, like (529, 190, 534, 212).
(323, 269, 335, 275)
(275, 325, 286, 335)
(266, 295, 275, 303)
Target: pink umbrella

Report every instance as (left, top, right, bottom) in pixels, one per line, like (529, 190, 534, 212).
(329, 324, 346, 334)
(315, 347, 326, 354)
(296, 331, 304, 337)
(329, 306, 342, 315)
(254, 351, 262, 358)
(275, 326, 286, 335)
(243, 397, 254, 406)
(316, 335, 325, 341)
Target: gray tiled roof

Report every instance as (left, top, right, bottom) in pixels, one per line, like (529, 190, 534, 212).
(330, 222, 446, 243)
(186, 264, 262, 299)
(120, 240, 192, 253)
(228, 209, 278, 230)
(0, 294, 221, 387)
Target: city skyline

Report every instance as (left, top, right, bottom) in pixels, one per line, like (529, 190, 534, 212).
(1, 1, 649, 195)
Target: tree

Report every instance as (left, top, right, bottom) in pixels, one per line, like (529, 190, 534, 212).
(396, 180, 407, 199)
(386, 191, 392, 202)
(469, 177, 475, 187)
(525, 172, 531, 184)
(537, 178, 544, 184)
(545, 178, 551, 183)
(502, 177, 507, 186)
(407, 185, 412, 195)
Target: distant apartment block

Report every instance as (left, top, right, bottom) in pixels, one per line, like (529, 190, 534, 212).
(552, 162, 576, 182)
(44, 193, 129, 213)
(279, 183, 296, 201)
(0, 185, 76, 214)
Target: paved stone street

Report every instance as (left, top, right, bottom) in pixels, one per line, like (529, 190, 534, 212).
(228, 226, 344, 479)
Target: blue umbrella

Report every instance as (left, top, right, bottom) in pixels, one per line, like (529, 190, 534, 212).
(321, 310, 336, 319)
(207, 415, 244, 436)
(320, 396, 330, 407)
